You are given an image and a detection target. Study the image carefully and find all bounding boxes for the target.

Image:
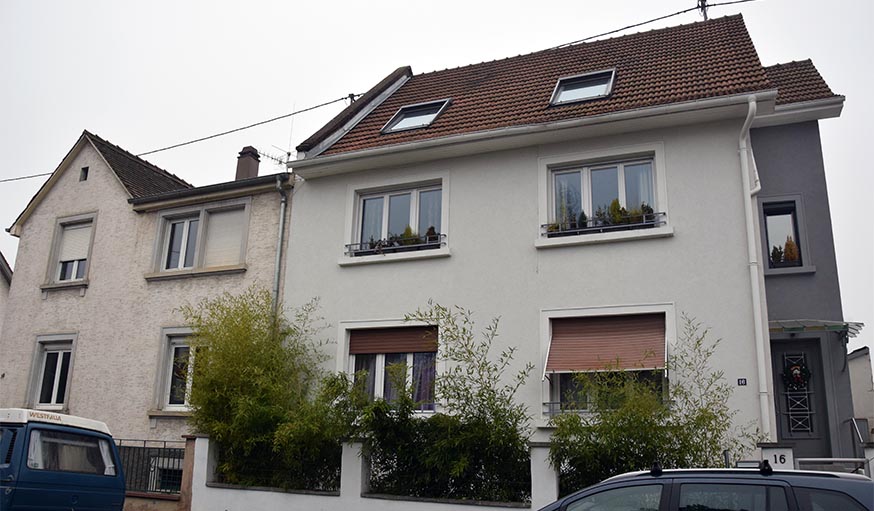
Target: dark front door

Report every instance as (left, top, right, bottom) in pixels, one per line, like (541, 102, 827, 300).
(771, 338, 831, 458)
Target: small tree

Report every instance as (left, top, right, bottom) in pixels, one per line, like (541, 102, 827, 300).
(181, 288, 337, 489)
(549, 314, 757, 494)
(783, 236, 799, 262)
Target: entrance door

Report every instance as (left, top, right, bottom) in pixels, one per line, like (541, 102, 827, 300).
(771, 339, 831, 458)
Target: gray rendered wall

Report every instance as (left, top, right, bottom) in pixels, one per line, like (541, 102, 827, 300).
(751, 121, 855, 457)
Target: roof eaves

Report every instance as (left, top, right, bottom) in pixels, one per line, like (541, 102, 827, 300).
(129, 172, 290, 206)
(295, 66, 413, 154)
(0, 250, 12, 285)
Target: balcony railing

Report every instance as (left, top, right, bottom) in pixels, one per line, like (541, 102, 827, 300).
(346, 233, 446, 257)
(116, 439, 186, 495)
(542, 211, 666, 238)
(543, 401, 589, 417)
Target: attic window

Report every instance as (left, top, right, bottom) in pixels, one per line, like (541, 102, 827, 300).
(550, 69, 616, 106)
(381, 99, 451, 134)
(79, 167, 89, 181)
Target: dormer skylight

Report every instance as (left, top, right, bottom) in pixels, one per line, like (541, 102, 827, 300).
(550, 69, 616, 106)
(381, 99, 451, 134)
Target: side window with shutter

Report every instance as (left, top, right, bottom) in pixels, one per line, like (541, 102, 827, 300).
(53, 220, 93, 282)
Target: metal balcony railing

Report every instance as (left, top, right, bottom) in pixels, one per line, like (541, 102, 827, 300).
(542, 211, 666, 238)
(346, 233, 446, 257)
(116, 439, 186, 495)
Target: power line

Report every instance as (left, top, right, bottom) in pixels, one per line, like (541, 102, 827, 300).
(136, 95, 359, 157)
(553, 0, 758, 49)
(0, 172, 52, 183)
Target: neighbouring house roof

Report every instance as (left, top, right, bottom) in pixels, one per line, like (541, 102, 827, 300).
(0, 250, 11, 286)
(301, 15, 775, 157)
(129, 172, 290, 212)
(848, 346, 870, 360)
(8, 130, 192, 236)
(764, 59, 839, 106)
(84, 131, 192, 198)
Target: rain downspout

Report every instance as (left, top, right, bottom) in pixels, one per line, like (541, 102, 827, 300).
(739, 96, 772, 440)
(272, 175, 288, 311)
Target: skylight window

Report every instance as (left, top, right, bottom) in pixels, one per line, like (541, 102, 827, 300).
(381, 99, 451, 134)
(550, 69, 616, 106)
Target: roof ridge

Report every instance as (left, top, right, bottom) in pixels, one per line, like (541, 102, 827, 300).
(413, 14, 744, 79)
(83, 130, 193, 188)
(765, 59, 814, 69)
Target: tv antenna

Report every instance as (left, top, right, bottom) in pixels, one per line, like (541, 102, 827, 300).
(698, 0, 710, 20)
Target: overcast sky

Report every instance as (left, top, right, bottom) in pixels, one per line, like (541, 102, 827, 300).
(1, 0, 871, 350)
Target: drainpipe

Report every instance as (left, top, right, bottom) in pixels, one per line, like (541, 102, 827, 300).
(272, 175, 289, 312)
(739, 96, 772, 440)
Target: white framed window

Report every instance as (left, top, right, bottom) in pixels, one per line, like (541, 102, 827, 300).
(381, 99, 451, 134)
(550, 69, 615, 106)
(33, 337, 74, 410)
(155, 199, 249, 272)
(536, 143, 672, 247)
(162, 334, 193, 410)
(351, 184, 443, 256)
(48, 214, 95, 284)
(350, 352, 437, 411)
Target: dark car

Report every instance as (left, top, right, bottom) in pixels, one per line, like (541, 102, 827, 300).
(539, 464, 874, 511)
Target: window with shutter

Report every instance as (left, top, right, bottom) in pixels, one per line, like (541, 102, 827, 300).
(155, 200, 249, 273)
(51, 218, 94, 283)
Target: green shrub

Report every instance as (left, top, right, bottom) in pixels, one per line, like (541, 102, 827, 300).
(181, 288, 341, 491)
(353, 302, 533, 503)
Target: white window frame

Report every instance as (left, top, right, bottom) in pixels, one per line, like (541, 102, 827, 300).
(30, 334, 77, 411)
(550, 158, 656, 220)
(153, 198, 251, 273)
(357, 184, 442, 243)
(340, 172, 451, 266)
(46, 213, 96, 285)
(536, 143, 672, 248)
(381, 99, 451, 134)
(337, 319, 443, 413)
(537, 303, 676, 423)
(349, 352, 433, 401)
(549, 69, 616, 106)
(158, 328, 194, 411)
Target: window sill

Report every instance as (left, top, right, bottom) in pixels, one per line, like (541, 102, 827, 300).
(144, 264, 247, 281)
(32, 404, 67, 413)
(765, 265, 816, 276)
(40, 280, 89, 291)
(534, 225, 673, 248)
(148, 409, 192, 418)
(338, 246, 451, 266)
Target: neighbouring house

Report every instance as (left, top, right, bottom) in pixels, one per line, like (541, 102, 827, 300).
(0, 251, 11, 341)
(280, 14, 853, 493)
(848, 347, 874, 442)
(0, 131, 291, 502)
(751, 59, 865, 461)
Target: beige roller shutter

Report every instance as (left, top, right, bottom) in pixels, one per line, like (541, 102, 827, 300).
(547, 313, 665, 372)
(59, 223, 92, 261)
(203, 208, 245, 267)
(349, 326, 438, 355)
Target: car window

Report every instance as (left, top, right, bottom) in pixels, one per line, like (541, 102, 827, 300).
(26, 429, 117, 476)
(794, 487, 868, 511)
(566, 484, 662, 511)
(678, 483, 788, 511)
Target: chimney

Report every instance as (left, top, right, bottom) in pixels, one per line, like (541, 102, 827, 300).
(235, 146, 260, 180)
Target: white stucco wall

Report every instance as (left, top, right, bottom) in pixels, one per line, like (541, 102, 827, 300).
(0, 142, 288, 441)
(849, 348, 874, 440)
(284, 117, 774, 439)
(0, 270, 9, 346)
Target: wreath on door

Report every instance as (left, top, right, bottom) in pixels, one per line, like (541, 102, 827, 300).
(782, 361, 811, 392)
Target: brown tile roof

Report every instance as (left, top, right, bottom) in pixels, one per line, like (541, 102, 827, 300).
(84, 131, 192, 198)
(764, 60, 839, 106)
(314, 15, 773, 157)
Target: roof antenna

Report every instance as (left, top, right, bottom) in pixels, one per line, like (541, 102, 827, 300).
(650, 461, 663, 477)
(759, 459, 773, 475)
(348, 93, 357, 104)
(697, 0, 709, 20)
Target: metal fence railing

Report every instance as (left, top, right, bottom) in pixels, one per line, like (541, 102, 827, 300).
(116, 439, 186, 495)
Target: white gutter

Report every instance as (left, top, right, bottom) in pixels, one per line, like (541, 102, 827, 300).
(272, 175, 288, 311)
(739, 96, 772, 440)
